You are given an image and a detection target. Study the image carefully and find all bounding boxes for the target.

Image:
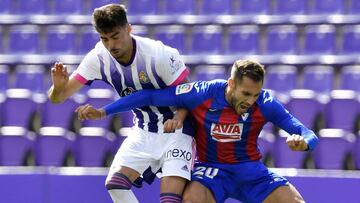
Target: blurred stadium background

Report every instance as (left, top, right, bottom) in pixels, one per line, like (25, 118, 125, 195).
(0, 0, 360, 202)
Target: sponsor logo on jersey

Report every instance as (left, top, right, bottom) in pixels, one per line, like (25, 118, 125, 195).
(210, 123, 243, 142)
(121, 87, 136, 97)
(169, 55, 183, 74)
(164, 148, 192, 162)
(181, 165, 189, 172)
(176, 83, 194, 95)
(139, 71, 149, 84)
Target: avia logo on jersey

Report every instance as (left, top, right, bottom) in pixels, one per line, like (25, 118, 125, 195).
(165, 148, 192, 162)
(210, 123, 243, 142)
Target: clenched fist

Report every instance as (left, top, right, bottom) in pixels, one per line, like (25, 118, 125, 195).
(286, 134, 308, 151)
(75, 104, 106, 121)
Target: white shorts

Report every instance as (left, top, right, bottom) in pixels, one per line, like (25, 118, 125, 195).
(108, 127, 195, 181)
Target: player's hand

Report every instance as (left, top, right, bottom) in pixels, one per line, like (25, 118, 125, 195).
(75, 104, 105, 121)
(163, 118, 183, 133)
(51, 62, 69, 91)
(286, 134, 308, 151)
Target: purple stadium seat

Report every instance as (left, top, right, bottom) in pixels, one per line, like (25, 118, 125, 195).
(287, 89, 324, 130)
(341, 25, 360, 54)
(0, 27, 2, 52)
(2, 89, 37, 128)
(264, 65, 297, 93)
(238, 0, 270, 15)
(314, 129, 355, 169)
(162, 0, 195, 14)
(0, 127, 35, 166)
(273, 130, 308, 168)
(12, 0, 47, 14)
(274, 0, 307, 14)
(127, 0, 158, 15)
(340, 65, 360, 92)
(199, 0, 231, 15)
(310, 0, 345, 14)
(88, 0, 121, 13)
(192, 65, 227, 81)
(303, 25, 336, 54)
(0, 65, 9, 93)
(227, 25, 259, 54)
(14, 65, 45, 92)
(349, 0, 360, 14)
(41, 99, 78, 130)
(34, 127, 75, 166)
(302, 65, 334, 93)
(44, 25, 77, 54)
(190, 25, 223, 54)
(355, 136, 360, 169)
(52, 0, 83, 14)
(74, 127, 121, 166)
(131, 25, 149, 38)
(325, 90, 359, 132)
(8, 25, 40, 54)
(154, 25, 186, 54)
(265, 25, 298, 54)
(0, 0, 11, 14)
(79, 26, 99, 54)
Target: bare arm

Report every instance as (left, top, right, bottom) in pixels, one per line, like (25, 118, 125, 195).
(48, 62, 84, 103)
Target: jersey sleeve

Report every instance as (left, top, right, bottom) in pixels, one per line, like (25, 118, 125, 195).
(261, 91, 319, 150)
(103, 81, 207, 115)
(156, 45, 189, 86)
(70, 49, 101, 85)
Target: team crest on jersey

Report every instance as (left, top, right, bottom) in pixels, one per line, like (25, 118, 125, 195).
(121, 87, 136, 97)
(176, 83, 194, 95)
(138, 71, 149, 84)
(210, 123, 243, 142)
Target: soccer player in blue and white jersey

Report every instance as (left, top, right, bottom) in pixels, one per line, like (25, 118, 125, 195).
(76, 59, 319, 203)
(48, 4, 195, 203)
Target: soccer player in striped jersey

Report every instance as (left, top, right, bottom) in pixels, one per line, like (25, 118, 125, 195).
(48, 4, 195, 203)
(76, 59, 319, 203)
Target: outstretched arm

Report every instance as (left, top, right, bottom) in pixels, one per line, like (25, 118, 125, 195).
(76, 87, 180, 121)
(48, 62, 83, 103)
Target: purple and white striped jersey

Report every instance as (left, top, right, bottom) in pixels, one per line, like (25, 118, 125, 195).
(72, 35, 193, 135)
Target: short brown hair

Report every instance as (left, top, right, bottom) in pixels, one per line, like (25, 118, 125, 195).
(92, 4, 128, 33)
(230, 59, 265, 84)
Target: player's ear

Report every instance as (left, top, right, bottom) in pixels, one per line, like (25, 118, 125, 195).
(127, 24, 132, 33)
(228, 78, 234, 88)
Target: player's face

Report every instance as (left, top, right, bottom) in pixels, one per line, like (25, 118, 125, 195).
(99, 24, 132, 63)
(228, 77, 262, 115)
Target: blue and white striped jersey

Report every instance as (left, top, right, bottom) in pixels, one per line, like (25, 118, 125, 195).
(72, 35, 193, 135)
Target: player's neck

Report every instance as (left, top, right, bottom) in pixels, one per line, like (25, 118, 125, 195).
(117, 38, 135, 65)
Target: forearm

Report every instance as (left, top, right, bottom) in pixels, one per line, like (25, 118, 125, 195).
(173, 108, 188, 122)
(300, 126, 319, 151)
(103, 88, 178, 116)
(48, 86, 66, 104)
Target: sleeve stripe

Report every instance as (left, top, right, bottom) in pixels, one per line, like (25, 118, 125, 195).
(74, 73, 88, 84)
(169, 68, 189, 87)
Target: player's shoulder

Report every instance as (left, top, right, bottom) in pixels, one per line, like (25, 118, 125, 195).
(256, 89, 276, 106)
(191, 79, 227, 93)
(134, 35, 179, 56)
(90, 41, 109, 57)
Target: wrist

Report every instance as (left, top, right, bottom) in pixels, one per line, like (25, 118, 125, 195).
(99, 108, 106, 119)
